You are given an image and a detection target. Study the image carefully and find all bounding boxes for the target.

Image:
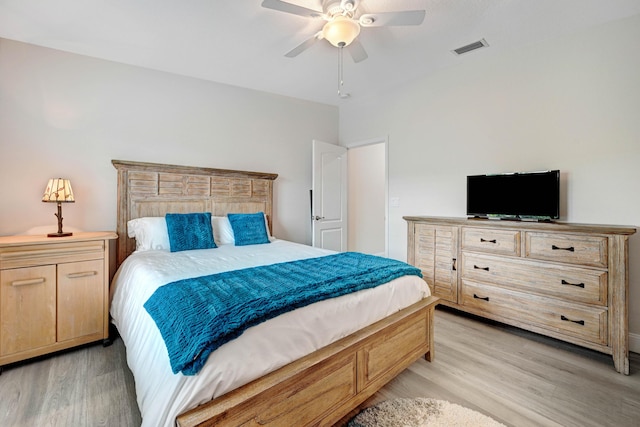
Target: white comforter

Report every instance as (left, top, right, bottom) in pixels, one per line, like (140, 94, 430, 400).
(110, 240, 430, 427)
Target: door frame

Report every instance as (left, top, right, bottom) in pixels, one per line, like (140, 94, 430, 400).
(343, 135, 389, 257)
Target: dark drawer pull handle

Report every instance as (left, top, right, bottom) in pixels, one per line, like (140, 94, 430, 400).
(480, 238, 497, 243)
(452, 258, 457, 271)
(561, 315, 585, 325)
(473, 265, 490, 271)
(561, 279, 585, 288)
(473, 294, 489, 301)
(552, 245, 575, 252)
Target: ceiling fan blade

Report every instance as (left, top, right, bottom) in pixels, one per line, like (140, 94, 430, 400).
(285, 32, 323, 58)
(359, 10, 426, 27)
(347, 39, 368, 63)
(261, 0, 324, 19)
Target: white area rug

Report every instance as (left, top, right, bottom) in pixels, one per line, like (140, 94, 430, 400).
(348, 397, 507, 427)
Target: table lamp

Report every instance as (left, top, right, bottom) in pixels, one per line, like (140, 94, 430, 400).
(42, 178, 75, 237)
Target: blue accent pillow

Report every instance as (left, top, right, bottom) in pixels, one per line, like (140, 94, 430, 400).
(227, 212, 270, 246)
(165, 213, 216, 252)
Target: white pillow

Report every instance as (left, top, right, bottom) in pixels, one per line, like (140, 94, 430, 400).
(211, 216, 235, 246)
(263, 214, 274, 241)
(127, 217, 170, 252)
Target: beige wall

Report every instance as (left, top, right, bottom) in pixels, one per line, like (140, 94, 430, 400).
(0, 38, 338, 245)
(339, 14, 640, 347)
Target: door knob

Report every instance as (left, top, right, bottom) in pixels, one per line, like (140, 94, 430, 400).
(313, 216, 325, 221)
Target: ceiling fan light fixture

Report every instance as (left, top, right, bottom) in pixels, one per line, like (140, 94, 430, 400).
(322, 16, 360, 47)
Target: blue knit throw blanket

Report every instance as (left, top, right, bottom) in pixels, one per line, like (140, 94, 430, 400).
(144, 252, 422, 375)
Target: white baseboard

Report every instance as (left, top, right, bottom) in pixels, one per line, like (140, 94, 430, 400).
(630, 332, 640, 354)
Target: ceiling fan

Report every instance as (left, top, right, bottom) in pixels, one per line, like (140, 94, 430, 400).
(261, 0, 426, 63)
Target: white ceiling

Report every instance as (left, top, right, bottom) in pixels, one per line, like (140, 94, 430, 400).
(2, 0, 640, 106)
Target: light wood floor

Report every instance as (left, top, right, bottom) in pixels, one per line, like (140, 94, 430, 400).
(1, 308, 639, 426)
(339, 307, 640, 427)
(0, 333, 141, 427)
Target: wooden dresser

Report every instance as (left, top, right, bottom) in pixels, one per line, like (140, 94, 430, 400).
(404, 216, 636, 374)
(0, 232, 117, 368)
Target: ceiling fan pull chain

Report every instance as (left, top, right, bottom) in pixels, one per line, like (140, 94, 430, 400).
(338, 44, 344, 96)
(337, 43, 350, 98)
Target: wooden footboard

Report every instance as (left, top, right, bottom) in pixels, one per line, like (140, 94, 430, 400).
(176, 295, 439, 427)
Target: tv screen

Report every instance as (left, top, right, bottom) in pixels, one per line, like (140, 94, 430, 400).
(466, 170, 560, 220)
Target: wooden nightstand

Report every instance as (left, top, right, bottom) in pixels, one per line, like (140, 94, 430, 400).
(0, 231, 117, 368)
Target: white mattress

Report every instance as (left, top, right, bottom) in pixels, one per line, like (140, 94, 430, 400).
(110, 240, 430, 427)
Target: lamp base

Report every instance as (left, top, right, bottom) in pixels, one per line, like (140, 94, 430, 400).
(47, 232, 73, 238)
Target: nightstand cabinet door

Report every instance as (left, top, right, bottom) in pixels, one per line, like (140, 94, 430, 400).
(0, 265, 57, 356)
(57, 259, 104, 342)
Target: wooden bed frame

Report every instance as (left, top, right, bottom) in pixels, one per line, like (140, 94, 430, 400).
(112, 159, 438, 427)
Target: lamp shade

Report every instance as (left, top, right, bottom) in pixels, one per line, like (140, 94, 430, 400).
(42, 178, 75, 203)
(322, 16, 361, 47)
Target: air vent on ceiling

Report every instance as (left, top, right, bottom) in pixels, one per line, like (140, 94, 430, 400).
(452, 39, 489, 56)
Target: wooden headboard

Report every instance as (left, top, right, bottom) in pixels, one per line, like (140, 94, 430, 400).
(112, 160, 278, 267)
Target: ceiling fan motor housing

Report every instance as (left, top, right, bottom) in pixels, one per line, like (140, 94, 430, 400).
(324, 0, 358, 17)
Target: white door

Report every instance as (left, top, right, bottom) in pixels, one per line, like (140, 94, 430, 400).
(312, 140, 347, 251)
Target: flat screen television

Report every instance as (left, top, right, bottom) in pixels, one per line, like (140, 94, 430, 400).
(466, 170, 560, 221)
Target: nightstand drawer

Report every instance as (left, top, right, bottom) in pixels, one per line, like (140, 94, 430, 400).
(462, 227, 520, 256)
(0, 240, 105, 269)
(525, 232, 607, 267)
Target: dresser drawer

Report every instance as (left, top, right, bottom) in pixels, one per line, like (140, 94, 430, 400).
(460, 279, 608, 345)
(462, 227, 520, 256)
(525, 232, 607, 267)
(461, 253, 607, 305)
